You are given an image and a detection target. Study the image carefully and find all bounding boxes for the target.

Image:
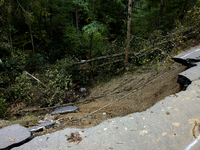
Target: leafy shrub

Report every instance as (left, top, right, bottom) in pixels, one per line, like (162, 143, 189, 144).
(1, 57, 79, 107)
(0, 98, 6, 118)
(0, 72, 11, 88)
(26, 53, 45, 72)
(0, 52, 29, 87)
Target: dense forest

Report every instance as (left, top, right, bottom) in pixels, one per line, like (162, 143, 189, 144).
(1, 0, 200, 117)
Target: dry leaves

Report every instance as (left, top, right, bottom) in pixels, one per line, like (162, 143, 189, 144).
(9, 138, 15, 142)
(66, 131, 82, 144)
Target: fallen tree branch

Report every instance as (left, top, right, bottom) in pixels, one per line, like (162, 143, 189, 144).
(155, 48, 172, 58)
(74, 25, 197, 67)
(73, 53, 126, 65)
(73, 52, 141, 65)
(24, 70, 47, 88)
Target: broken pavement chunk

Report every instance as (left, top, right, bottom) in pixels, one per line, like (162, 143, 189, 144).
(177, 62, 200, 87)
(51, 106, 79, 115)
(172, 47, 200, 67)
(27, 121, 55, 132)
(0, 124, 32, 150)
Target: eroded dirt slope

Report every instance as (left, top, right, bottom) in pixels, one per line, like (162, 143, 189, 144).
(41, 62, 186, 134)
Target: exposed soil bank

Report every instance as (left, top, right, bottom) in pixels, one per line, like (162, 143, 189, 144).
(38, 62, 186, 135)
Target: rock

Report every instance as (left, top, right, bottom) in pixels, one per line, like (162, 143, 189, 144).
(55, 120, 60, 125)
(79, 88, 86, 93)
(51, 106, 79, 115)
(27, 121, 55, 132)
(0, 124, 32, 150)
(44, 114, 58, 121)
(55, 118, 63, 125)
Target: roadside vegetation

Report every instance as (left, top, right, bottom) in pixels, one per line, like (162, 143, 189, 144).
(1, 0, 200, 118)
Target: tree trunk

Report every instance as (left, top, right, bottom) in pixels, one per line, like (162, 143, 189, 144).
(75, 4, 79, 36)
(92, 0, 95, 18)
(87, 0, 95, 59)
(26, 2, 35, 54)
(3, 23, 13, 56)
(87, 0, 96, 82)
(50, 7, 53, 41)
(125, 0, 132, 65)
(9, 24, 13, 56)
(7, 1, 13, 56)
(159, 0, 164, 28)
(88, 33, 93, 60)
(17, 0, 35, 54)
(29, 24, 35, 54)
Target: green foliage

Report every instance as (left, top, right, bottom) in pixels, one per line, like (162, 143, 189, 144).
(0, 57, 80, 107)
(1, 73, 31, 103)
(0, 52, 42, 86)
(132, 0, 197, 39)
(132, 3, 160, 37)
(0, 97, 6, 117)
(82, 21, 109, 58)
(35, 57, 77, 106)
(54, 57, 79, 78)
(184, 0, 200, 27)
(83, 21, 107, 37)
(72, 0, 89, 10)
(0, 74, 10, 88)
(0, 0, 4, 7)
(1, 59, 20, 84)
(0, 27, 11, 56)
(26, 53, 45, 72)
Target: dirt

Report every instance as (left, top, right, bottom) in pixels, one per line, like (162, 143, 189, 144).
(2, 61, 186, 136)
